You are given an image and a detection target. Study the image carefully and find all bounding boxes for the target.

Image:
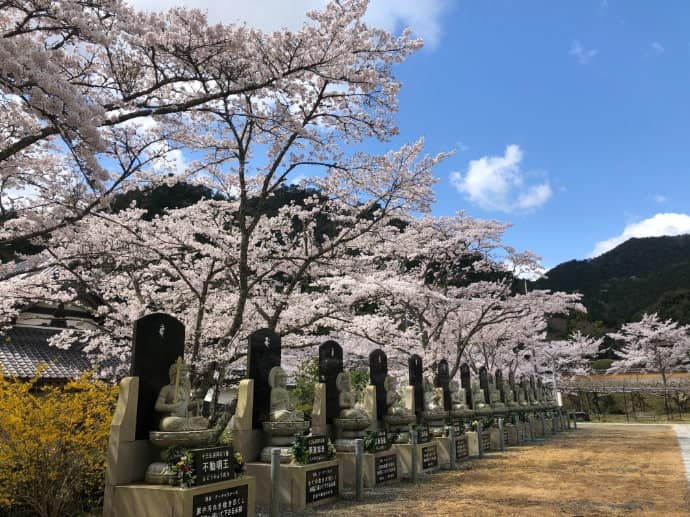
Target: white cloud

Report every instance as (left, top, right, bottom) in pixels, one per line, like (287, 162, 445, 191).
(654, 194, 668, 204)
(128, 0, 447, 48)
(450, 145, 552, 213)
(590, 213, 690, 257)
(569, 40, 598, 64)
(650, 42, 665, 55)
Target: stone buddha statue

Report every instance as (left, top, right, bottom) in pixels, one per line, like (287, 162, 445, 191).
(472, 382, 491, 414)
(423, 378, 444, 413)
(471, 383, 484, 407)
(336, 371, 369, 420)
(154, 359, 209, 432)
(268, 366, 304, 422)
(449, 380, 468, 411)
(384, 375, 414, 418)
(503, 382, 517, 408)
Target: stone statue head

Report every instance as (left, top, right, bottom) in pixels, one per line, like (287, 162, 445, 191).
(336, 371, 352, 392)
(384, 375, 397, 391)
(168, 360, 191, 385)
(268, 366, 287, 389)
(423, 377, 434, 392)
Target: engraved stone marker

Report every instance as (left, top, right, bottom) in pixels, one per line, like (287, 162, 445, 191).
(369, 349, 388, 422)
(408, 354, 424, 420)
(460, 363, 473, 409)
(247, 329, 281, 428)
(434, 359, 451, 411)
(131, 313, 185, 440)
(495, 369, 505, 402)
(479, 366, 490, 404)
(319, 340, 343, 425)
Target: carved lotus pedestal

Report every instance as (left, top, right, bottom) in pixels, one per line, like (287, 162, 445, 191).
(474, 403, 493, 418)
(449, 407, 474, 420)
(421, 410, 448, 437)
(145, 429, 222, 485)
(383, 414, 416, 444)
(333, 417, 370, 452)
(259, 420, 310, 463)
(490, 403, 508, 418)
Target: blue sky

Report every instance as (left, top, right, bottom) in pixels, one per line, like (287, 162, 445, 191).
(131, 0, 690, 269)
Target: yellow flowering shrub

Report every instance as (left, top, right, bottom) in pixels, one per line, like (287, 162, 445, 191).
(0, 371, 117, 517)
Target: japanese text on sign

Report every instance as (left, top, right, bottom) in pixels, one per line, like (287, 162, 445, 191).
(192, 483, 248, 517)
(305, 465, 338, 503)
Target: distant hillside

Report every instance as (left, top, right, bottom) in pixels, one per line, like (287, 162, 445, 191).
(531, 234, 690, 327)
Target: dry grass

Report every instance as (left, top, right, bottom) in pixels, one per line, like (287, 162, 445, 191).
(291, 424, 689, 517)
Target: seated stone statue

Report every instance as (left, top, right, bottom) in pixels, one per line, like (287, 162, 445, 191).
(384, 375, 414, 417)
(503, 383, 516, 406)
(154, 359, 209, 432)
(336, 371, 369, 420)
(449, 380, 467, 411)
(268, 366, 304, 422)
(472, 383, 489, 410)
(423, 378, 444, 413)
(489, 385, 504, 406)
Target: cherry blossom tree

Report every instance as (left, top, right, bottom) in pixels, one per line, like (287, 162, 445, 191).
(0, 0, 424, 275)
(535, 331, 602, 383)
(321, 213, 583, 376)
(608, 313, 690, 414)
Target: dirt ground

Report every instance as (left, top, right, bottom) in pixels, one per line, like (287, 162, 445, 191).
(283, 424, 690, 517)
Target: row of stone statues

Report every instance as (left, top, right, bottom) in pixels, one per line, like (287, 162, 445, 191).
(152, 360, 554, 436)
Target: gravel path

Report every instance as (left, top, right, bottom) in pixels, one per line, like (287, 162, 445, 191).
(264, 424, 689, 516)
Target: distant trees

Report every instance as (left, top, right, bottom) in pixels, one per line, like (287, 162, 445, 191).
(608, 313, 690, 414)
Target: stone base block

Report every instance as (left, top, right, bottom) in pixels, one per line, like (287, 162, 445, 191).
(453, 434, 470, 463)
(392, 442, 440, 478)
(535, 419, 545, 437)
(337, 449, 399, 488)
(244, 460, 340, 512)
(110, 476, 255, 517)
(505, 425, 519, 446)
(433, 437, 452, 469)
(466, 431, 479, 457)
(480, 430, 492, 452)
(489, 428, 503, 451)
(259, 445, 293, 463)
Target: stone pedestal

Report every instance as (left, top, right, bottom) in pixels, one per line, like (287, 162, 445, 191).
(433, 437, 452, 469)
(422, 411, 448, 437)
(534, 418, 545, 438)
(466, 431, 479, 457)
(392, 441, 440, 478)
(110, 477, 255, 517)
(333, 417, 370, 452)
(244, 460, 340, 512)
(480, 429, 492, 452)
(505, 425, 519, 446)
(453, 434, 470, 463)
(490, 425, 508, 449)
(337, 449, 399, 488)
(544, 418, 553, 435)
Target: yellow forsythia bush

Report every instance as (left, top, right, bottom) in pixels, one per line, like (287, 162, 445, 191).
(0, 372, 118, 517)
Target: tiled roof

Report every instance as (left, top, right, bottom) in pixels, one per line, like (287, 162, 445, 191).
(0, 326, 91, 380)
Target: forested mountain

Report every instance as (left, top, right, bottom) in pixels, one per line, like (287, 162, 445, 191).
(531, 235, 690, 327)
